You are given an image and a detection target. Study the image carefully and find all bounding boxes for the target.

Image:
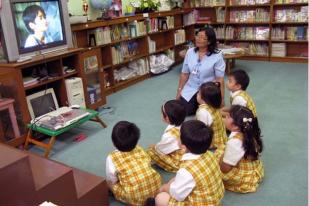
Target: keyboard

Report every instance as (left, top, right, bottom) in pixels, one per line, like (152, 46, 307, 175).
(31, 107, 90, 130)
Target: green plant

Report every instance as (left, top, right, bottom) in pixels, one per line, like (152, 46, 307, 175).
(140, 0, 161, 10)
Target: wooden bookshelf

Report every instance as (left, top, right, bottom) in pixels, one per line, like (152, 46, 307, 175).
(71, 10, 194, 98)
(185, 0, 307, 62)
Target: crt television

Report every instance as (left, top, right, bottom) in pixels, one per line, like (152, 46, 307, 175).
(0, 0, 73, 62)
(26, 88, 59, 119)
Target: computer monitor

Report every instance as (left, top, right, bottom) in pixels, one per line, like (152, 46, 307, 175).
(26, 88, 59, 119)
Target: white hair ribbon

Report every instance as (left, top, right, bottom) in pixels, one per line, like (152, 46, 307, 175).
(243, 117, 252, 123)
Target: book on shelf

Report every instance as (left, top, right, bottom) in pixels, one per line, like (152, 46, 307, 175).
(183, 10, 198, 26)
(275, 8, 308, 22)
(23, 76, 39, 87)
(146, 18, 159, 33)
(87, 27, 111, 46)
(174, 29, 186, 45)
(216, 7, 225, 23)
(128, 20, 146, 37)
(271, 43, 286, 57)
(148, 37, 156, 53)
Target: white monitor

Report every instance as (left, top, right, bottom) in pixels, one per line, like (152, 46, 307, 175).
(26, 88, 59, 119)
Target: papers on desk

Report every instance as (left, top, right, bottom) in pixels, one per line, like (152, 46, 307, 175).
(220, 48, 245, 55)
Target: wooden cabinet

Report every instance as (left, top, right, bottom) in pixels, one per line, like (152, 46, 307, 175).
(0, 48, 86, 147)
(79, 48, 106, 109)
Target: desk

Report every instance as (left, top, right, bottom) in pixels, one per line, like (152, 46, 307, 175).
(0, 98, 20, 140)
(24, 109, 107, 158)
(224, 53, 244, 74)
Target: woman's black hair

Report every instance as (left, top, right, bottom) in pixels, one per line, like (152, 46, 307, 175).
(162, 100, 186, 126)
(229, 105, 263, 160)
(194, 26, 219, 56)
(111, 121, 140, 152)
(199, 82, 222, 109)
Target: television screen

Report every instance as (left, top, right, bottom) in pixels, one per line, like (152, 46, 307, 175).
(11, 0, 66, 54)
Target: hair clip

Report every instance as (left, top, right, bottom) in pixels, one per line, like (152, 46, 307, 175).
(243, 117, 252, 123)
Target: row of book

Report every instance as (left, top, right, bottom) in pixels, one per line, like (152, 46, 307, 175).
(230, 9, 270, 22)
(274, 7, 308, 22)
(174, 29, 186, 45)
(225, 26, 270, 40)
(147, 16, 175, 33)
(183, 11, 198, 26)
(275, 0, 308, 3)
(190, 0, 226, 7)
(272, 26, 307, 40)
(111, 41, 139, 65)
(230, 42, 269, 56)
(229, 0, 270, 5)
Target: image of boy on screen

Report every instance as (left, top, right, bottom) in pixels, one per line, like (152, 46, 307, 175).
(22, 5, 53, 48)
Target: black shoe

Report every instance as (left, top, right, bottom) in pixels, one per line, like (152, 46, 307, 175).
(144, 197, 155, 206)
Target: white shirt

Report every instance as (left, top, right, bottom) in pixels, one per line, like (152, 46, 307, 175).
(105, 154, 118, 184)
(169, 153, 201, 201)
(196, 106, 213, 126)
(155, 125, 181, 155)
(231, 90, 247, 107)
(223, 132, 245, 166)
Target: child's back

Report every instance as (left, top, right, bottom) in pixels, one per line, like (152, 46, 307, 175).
(196, 82, 227, 149)
(109, 145, 161, 205)
(169, 151, 224, 205)
(106, 121, 161, 205)
(148, 100, 186, 172)
(220, 105, 264, 193)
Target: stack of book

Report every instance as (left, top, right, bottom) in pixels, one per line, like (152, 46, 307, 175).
(272, 43, 286, 57)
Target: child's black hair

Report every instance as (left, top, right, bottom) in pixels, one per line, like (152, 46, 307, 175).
(162, 100, 186, 126)
(180, 120, 213, 154)
(229, 69, 250, 90)
(194, 26, 219, 56)
(111, 121, 140, 152)
(22, 5, 46, 33)
(229, 105, 263, 160)
(199, 82, 222, 109)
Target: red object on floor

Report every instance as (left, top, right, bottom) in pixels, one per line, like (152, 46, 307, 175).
(73, 133, 87, 142)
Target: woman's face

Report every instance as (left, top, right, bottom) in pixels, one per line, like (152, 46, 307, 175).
(195, 31, 208, 49)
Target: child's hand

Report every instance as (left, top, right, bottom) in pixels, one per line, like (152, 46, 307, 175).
(149, 144, 155, 148)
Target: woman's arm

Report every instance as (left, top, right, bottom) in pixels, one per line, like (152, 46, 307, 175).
(176, 73, 189, 99)
(215, 76, 225, 107)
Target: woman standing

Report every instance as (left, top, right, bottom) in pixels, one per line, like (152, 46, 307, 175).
(176, 27, 226, 116)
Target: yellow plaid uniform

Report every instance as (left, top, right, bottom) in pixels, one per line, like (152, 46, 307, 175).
(148, 127, 185, 172)
(168, 152, 224, 206)
(110, 146, 161, 205)
(197, 104, 227, 149)
(223, 134, 264, 193)
(230, 91, 257, 117)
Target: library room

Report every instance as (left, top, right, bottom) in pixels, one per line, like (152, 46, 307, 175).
(0, 0, 307, 205)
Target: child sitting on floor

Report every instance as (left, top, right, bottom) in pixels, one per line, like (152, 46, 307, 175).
(219, 105, 264, 193)
(106, 121, 161, 205)
(196, 82, 227, 150)
(148, 100, 186, 173)
(154, 120, 224, 205)
(222, 69, 257, 117)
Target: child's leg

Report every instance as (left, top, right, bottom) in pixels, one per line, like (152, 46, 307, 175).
(155, 192, 170, 206)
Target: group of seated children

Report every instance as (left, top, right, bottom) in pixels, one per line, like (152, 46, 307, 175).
(105, 69, 264, 206)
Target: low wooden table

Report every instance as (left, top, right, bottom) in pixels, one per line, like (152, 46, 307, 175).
(224, 53, 244, 74)
(24, 109, 107, 158)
